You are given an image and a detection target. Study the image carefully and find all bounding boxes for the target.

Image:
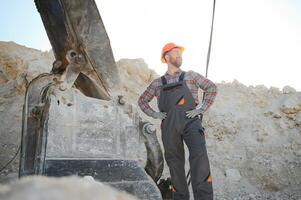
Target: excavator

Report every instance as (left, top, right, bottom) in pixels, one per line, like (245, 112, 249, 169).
(19, 0, 167, 199)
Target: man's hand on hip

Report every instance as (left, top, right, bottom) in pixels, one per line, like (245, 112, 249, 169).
(152, 112, 167, 120)
(186, 108, 203, 119)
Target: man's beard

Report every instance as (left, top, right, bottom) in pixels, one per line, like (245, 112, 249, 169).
(170, 57, 182, 68)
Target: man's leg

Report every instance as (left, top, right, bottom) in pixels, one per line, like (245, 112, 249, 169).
(161, 130, 190, 200)
(183, 120, 213, 200)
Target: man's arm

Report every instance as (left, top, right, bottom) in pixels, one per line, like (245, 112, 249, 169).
(186, 71, 217, 118)
(138, 80, 158, 117)
(194, 72, 218, 113)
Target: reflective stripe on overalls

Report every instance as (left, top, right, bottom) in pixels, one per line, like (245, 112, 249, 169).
(159, 72, 213, 200)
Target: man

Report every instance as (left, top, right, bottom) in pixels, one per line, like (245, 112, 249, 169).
(138, 43, 217, 200)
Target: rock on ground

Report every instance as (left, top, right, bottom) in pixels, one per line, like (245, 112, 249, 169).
(0, 176, 138, 200)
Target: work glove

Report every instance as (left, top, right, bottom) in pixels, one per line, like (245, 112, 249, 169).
(152, 112, 167, 120)
(186, 105, 204, 119)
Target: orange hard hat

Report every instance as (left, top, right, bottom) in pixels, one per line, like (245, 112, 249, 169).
(161, 43, 184, 63)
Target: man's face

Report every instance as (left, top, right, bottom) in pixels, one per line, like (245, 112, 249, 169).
(166, 48, 182, 68)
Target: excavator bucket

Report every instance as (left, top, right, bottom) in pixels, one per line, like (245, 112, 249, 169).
(19, 0, 164, 199)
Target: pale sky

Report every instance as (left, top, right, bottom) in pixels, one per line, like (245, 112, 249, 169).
(1, 0, 300, 91)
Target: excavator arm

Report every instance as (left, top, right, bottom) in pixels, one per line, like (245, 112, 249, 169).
(19, 1, 164, 199)
(35, 0, 119, 100)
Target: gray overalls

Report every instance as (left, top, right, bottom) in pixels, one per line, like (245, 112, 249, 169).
(159, 72, 213, 200)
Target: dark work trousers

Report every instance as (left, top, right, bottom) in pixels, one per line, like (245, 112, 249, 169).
(159, 72, 213, 200)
